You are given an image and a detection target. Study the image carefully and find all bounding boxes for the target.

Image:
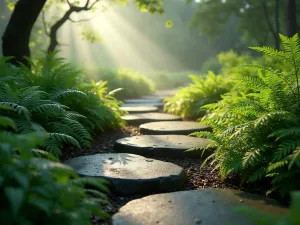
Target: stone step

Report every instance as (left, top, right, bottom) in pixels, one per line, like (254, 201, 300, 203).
(64, 153, 187, 195)
(121, 113, 181, 126)
(121, 102, 164, 109)
(120, 106, 159, 114)
(124, 98, 162, 104)
(140, 121, 212, 135)
(142, 95, 165, 101)
(112, 188, 288, 225)
(114, 135, 212, 158)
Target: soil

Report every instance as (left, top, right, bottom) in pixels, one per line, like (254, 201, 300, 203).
(62, 125, 270, 225)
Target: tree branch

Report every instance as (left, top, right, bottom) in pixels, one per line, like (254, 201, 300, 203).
(88, 0, 100, 10)
(47, 0, 100, 53)
(68, 16, 95, 23)
(41, 11, 50, 36)
(261, 0, 280, 49)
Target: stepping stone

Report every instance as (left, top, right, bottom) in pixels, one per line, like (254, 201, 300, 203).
(112, 188, 288, 225)
(122, 102, 164, 108)
(142, 95, 165, 101)
(114, 135, 212, 158)
(140, 121, 212, 135)
(124, 98, 162, 104)
(121, 113, 181, 126)
(120, 106, 159, 114)
(64, 153, 187, 195)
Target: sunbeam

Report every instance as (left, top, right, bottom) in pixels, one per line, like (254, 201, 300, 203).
(57, 3, 184, 72)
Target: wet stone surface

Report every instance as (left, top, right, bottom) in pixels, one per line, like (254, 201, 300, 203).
(63, 153, 187, 195)
(124, 99, 162, 104)
(120, 106, 159, 114)
(140, 121, 212, 135)
(121, 102, 164, 108)
(121, 113, 181, 126)
(114, 135, 212, 158)
(112, 188, 288, 225)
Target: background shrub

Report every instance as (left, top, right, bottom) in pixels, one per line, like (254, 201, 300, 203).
(164, 71, 233, 120)
(145, 70, 194, 90)
(87, 68, 155, 100)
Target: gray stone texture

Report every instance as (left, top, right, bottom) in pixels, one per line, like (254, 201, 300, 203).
(140, 121, 212, 135)
(64, 153, 187, 195)
(114, 135, 212, 158)
(121, 113, 181, 126)
(120, 106, 159, 114)
(112, 188, 288, 225)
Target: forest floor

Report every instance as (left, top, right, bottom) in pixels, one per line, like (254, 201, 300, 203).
(62, 126, 270, 225)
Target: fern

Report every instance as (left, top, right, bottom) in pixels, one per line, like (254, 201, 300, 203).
(0, 52, 124, 158)
(0, 125, 108, 224)
(164, 71, 233, 119)
(192, 34, 300, 198)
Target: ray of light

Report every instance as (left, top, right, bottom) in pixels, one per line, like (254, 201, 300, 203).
(57, 3, 184, 72)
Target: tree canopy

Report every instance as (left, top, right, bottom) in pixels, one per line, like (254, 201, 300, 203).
(189, 0, 299, 49)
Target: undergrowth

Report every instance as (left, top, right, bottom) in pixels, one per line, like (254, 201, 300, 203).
(0, 53, 125, 157)
(164, 71, 233, 119)
(0, 111, 108, 224)
(192, 34, 300, 199)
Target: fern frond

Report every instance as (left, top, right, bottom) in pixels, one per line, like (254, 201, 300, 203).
(0, 102, 31, 120)
(52, 89, 87, 100)
(242, 148, 263, 168)
(49, 133, 81, 149)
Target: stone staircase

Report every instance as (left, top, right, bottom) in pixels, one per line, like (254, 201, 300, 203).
(64, 90, 288, 225)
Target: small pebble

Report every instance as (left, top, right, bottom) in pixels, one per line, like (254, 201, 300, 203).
(194, 218, 202, 224)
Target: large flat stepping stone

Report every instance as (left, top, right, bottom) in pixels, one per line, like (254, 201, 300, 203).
(112, 188, 288, 225)
(64, 153, 187, 195)
(114, 135, 212, 158)
(124, 98, 162, 103)
(120, 106, 159, 114)
(121, 113, 181, 126)
(140, 121, 212, 135)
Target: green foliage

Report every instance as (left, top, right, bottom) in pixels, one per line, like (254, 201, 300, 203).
(164, 71, 233, 119)
(189, 0, 282, 48)
(88, 68, 155, 100)
(193, 34, 300, 198)
(0, 53, 124, 157)
(199, 57, 222, 74)
(145, 70, 193, 89)
(0, 118, 108, 225)
(238, 191, 300, 225)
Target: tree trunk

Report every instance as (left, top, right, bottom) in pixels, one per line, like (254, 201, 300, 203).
(274, 0, 280, 36)
(286, 0, 298, 37)
(2, 0, 47, 66)
(261, 0, 280, 49)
